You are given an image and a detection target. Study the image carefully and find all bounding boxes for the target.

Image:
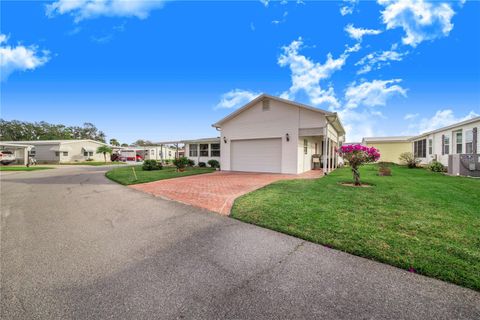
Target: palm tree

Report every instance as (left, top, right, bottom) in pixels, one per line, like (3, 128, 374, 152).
(96, 145, 113, 163)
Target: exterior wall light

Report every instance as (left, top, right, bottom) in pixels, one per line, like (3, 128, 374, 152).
(223, 137, 227, 143)
(286, 133, 290, 142)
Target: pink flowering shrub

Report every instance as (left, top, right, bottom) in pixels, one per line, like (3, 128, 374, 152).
(337, 144, 380, 185)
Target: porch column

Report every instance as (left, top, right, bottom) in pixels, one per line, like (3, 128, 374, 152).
(327, 138, 330, 173)
(24, 147, 29, 166)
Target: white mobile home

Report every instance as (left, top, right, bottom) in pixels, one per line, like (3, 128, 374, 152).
(184, 137, 221, 166)
(211, 94, 345, 174)
(409, 117, 479, 166)
(1, 139, 111, 164)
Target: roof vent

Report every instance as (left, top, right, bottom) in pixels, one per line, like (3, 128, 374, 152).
(262, 99, 270, 111)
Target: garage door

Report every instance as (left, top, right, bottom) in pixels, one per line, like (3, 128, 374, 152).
(231, 138, 282, 173)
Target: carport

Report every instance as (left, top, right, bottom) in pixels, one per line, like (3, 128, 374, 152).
(0, 142, 32, 165)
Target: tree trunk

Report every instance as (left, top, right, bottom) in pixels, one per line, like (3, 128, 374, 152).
(352, 166, 361, 186)
(103, 152, 106, 163)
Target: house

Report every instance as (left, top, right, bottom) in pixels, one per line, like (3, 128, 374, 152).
(118, 145, 177, 162)
(211, 94, 346, 174)
(184, 137, 221, 165)
(0, 139, 111, 163)
(361, 136, 413, 164)
(409, 116, 479, 166)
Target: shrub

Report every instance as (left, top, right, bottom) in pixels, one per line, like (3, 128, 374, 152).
(336, 144, 380, 185)
(142, 160, 162, 171)
(187, 159, 195, 166)
(173, 157, 189, 170)
(399, 152, 420, 168)
(198, 162, 206, 167)
(85, 158, 94, 162)
(378, 163, 392, 176)
(164, 159, 170, 164)
(207, 159, 220, 168)
(428, 160, 445, 173)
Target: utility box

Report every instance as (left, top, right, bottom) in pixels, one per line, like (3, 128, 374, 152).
(448, 154, 480, 177)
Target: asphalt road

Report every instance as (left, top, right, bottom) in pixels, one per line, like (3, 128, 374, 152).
(1, 166, 479, 319)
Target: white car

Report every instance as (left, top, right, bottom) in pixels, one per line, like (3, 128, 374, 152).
(0, 151, 16, 165)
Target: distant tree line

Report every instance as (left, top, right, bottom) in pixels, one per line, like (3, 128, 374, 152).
(0, 119, 107, 143)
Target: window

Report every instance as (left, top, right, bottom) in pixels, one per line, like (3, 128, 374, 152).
(84, 151, 93, 157)
(189, 144, 198, 157)
(304, 139, 308, 155)
(414, 139, 426, 158)
(55, 151, 60, 157)
(210, 143, 220, 157)
(465, 129, 473, 154)
(200, 144, 209, 157)
(169, 151, 172, 157)
(443, 136, 450, 155)
(455, 131, 462, 154)
(63, 152, 69, 156)
(262, 99, 270, 111)
(30, 148, 36, 156)
(428, 139, 433, 155)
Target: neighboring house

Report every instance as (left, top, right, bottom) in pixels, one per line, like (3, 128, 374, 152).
(409, 116, 479, 166)
(362, 136, 413, 164)
(184, 137, 221, 165)
(0, 140, 111, 163)
(0, 142, 33, 165)
(129, 145, 177, 161)
(211, 94, 345, 174)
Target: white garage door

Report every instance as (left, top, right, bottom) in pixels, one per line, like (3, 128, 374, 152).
(231, 138, 282, 173)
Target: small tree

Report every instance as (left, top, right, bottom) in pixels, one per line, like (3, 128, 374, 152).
(399, 152, 420, 168)
(173, 156, 189, 171)
(337, 144, 380, 186)
(96, 145, 113, 163)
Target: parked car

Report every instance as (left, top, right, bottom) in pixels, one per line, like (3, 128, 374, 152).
(0, 151, 16, 165)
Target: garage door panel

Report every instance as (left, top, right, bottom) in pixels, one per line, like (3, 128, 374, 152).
(231, 138, 282, 173)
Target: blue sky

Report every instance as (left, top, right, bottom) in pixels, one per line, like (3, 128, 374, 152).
(1, 0, 479, 143)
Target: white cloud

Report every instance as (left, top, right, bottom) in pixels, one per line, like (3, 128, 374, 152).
(404, 112, 419, 120)
(340, 0, 358, 16)
(278, 37, 354, 108)
(417, 109, 478, 133)
(0, 34, 50, 81)
(339, 109, 386, 142)
(344, 24, 382, 42)
(356, 49, 406, 74)
(260, 0, 270, 7)
(46, 0, 166, 22)
(216, 89, 260, 109)
(378, 0, 456, 47)
(344, 79, 407, 109)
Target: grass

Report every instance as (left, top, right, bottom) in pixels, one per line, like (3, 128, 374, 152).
(0, 166, 54, 171)
(231, 164, 480, 291)
(105, 165, 216, 185)
(60, 161, 127, 166)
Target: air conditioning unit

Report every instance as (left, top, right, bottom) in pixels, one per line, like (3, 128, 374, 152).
(448, 154, 480, 177)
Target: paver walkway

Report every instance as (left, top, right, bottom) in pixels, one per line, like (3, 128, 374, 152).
(130, 170, 323, 215)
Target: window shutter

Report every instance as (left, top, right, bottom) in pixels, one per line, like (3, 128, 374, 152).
(473, 127, 478, 154)
(441, 134, 445, 155)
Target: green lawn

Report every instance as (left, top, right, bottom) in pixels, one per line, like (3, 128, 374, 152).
(106, 166, 216, 185)
(0, 166, 54, 171)
(231, 164, 480, 291)
(60, 161, 127, 166)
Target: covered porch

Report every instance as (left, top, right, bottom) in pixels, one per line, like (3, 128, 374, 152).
(299, 126, 343, 174)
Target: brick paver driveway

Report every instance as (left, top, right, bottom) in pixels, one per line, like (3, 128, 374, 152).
(130, 170, 322, 215)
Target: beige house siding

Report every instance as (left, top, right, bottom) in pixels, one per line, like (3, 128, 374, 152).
(364, 141, 412, 164)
